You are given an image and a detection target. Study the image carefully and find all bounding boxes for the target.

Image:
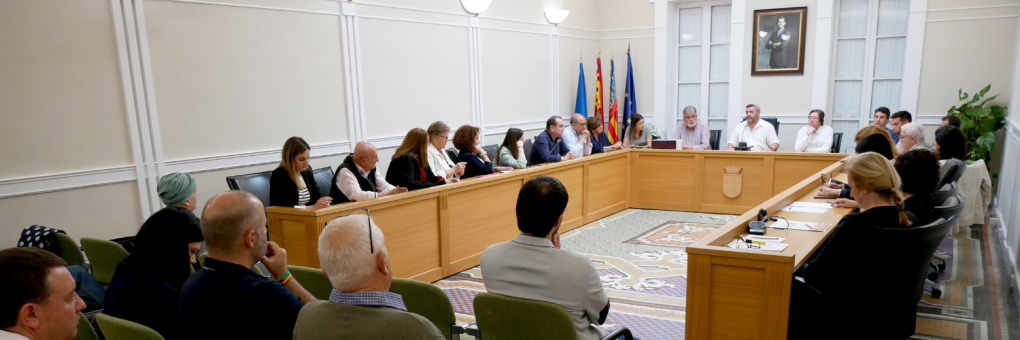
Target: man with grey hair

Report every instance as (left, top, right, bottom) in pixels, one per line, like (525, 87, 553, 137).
(293, 215, 444, 340)
(181, 191, 316, 340)
(561, 114, 593, 158)
(670, 106, 712, 150)
(728, 104, 779, 151)
(898, 122, 930, 152)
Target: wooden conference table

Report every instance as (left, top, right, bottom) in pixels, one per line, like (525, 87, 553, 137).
(265, 148, 849, 338)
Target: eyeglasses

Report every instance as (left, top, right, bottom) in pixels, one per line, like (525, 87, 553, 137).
(325, 208, 375, 254)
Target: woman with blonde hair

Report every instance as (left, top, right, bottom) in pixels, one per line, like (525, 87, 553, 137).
(854, 125, 900, 158)
(269, 137, 332, 208)
(425, 121, 467, 180)
(790, 152, 913, 338)
(387, 128, 455, 191)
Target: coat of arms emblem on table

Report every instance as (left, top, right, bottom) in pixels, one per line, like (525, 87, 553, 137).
(722, 166, 742, 198)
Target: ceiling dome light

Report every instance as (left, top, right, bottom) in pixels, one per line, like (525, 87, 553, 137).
(545, 10, 569, 26)
(461, 0, 492, 16)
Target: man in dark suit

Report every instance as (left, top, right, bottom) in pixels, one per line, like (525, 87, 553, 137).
(765, 16, 792, 68)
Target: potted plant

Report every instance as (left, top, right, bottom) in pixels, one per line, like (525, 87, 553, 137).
(946, 84, 1006, 172)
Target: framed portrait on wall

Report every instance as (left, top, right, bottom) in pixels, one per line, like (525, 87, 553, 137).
(752, 7, 807, 75)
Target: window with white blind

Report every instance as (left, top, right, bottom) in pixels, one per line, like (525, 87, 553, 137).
(830, 0, 909, 151)
(677, 3, 731, 140)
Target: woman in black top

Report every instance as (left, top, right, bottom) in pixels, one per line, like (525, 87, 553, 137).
(894, 150, 940, 225)
(269, 137, 331, 208)
(790, 152, 913, 339)
(453, 125, 512, 179)
(819, 134, 895, 199)
(934, 125, 967, 161)
(387, 128, 452, 190)
(105, 207, 204, 340)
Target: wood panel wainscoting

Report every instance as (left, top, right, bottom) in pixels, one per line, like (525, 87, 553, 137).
(265, 149, 846, 285)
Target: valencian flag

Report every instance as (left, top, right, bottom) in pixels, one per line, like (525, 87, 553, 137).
(574, 57, 588, 117)
(594, 50, 603, 122)
(607, 56, 619, 143)
(622, 46, 637, 136)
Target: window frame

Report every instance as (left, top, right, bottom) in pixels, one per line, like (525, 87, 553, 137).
(675, 1, 732, 137)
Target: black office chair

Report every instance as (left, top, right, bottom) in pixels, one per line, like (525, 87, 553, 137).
(925, 194, 966, 297)
(482, 144, 498, 161)
(226, 170, 274, 208)
(830, 132, 843, 153)
(938, 158, 966, 189)
(446, 148, 459, 163)
(930, 181, 959, 206)
(312, 166, 333, 197)
(523, 139, 533, 158)
(762, 117, 780, 135)
(875, 215, 957, 336)
(709, 130, 721, 150)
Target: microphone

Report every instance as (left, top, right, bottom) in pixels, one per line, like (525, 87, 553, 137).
(736, 142, 751, 151)
(747, 208, 768, 235)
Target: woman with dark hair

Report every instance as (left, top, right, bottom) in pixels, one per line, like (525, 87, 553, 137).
(894, 150, 941, 225)
(587, 118, 622, 153)
(104, 206, 204, 340)
(270, 136, 331, 208)
(493, 128, 528, 169)
(818, 134, 895, 200)
(622, 113, 651, 147)
(934, 125, 967, 161)
(454, 125, 513, 179)
(387, 128, 453, 191)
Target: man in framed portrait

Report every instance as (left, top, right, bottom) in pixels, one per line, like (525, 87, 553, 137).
(765, 16, 791, 68)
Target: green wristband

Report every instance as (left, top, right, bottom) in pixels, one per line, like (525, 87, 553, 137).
(275, 271, 292, 282)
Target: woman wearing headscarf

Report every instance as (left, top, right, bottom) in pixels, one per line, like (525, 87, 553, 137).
(104, 206, 204, 340)
(158, 172, 198, 211)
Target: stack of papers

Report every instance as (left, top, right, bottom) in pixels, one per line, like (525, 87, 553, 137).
(782, 201, 832, 214)
(724, 239, 790, 252)
(769, 220, 833, 232)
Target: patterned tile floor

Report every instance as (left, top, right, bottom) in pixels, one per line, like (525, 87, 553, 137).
(436, 209, 1020, 340)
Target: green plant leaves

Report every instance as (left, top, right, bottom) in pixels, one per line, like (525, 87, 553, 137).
(954, 84, 1005, 168)
(976, 132, 995, 151)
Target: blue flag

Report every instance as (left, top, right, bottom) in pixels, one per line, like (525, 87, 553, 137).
(622, 50, 636, 136)
(574, 62, 587, 117)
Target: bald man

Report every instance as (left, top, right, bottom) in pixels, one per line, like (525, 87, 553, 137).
(181, 191, 316, 340)
(329, 142, 407, 203)
(561, 114, 593, 158)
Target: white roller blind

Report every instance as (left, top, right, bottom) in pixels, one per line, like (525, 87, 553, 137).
(708, 83, 728, 119)
(838, 0, 869, 38)
(835, 39, 866, 79)
(873, 37, 905, 78)
(711, 6, 731, 43)
(680, 8, 703, 44)
(877, 0, 909, 36)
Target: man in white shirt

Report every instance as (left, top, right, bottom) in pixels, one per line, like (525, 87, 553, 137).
(561, 114, 593, 158)
(794, 109, 834, 153)
(728, 104, 780, 152)
(329, 142, 407, 203)
(0, 248, 86, 340)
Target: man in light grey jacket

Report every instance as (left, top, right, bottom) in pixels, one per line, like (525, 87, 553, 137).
(480, 176, 611, 340)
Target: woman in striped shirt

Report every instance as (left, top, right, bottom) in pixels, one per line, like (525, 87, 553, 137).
(269, 136, 332, 208)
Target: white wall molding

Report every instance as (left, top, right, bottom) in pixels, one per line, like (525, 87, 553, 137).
(926, 14, 1019, 23)
(165, 142, 353, 174)
(811, 0, 834, 112)
(469, 16, 486, 136)
(728, 0, 745, 140)
(901, 0, 927, 115)
(0, 167, 138, 199)
(550, 27, 560, 117)
(484, 120, 547, 135)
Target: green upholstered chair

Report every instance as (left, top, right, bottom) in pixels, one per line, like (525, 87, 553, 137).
(71, 312, 98, 340)
(79, 238, 129, 286)
(53, 233, 87, 267)
(197, 253, 263, 275)
(473, 292, 633, 340)
(389, 277, 459, 340)
(288, 265, 332, 300)
(95, 313, 165, 340)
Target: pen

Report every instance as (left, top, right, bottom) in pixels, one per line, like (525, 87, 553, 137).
(750, 236, 780, 240)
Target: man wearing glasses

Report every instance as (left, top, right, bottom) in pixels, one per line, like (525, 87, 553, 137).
(329, 141, 407, 204)
(480, 176, 612, 340)
(794, 109, 833, 153)
(670, 106, 711, 150)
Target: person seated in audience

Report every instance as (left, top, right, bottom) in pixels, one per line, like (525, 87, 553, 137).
(934, 125, 967, 162)
(932, 116, 961, 151)
(480, 176, 611, 340)
(670, 106, 711, 150)
(293, 215, 444, 340)
(454, 125, 513, 179)
(158, 172, 199, 212)
(623, 113, 652, 148)
(587, 118, 622, 153)
(789, 152, 913, 339)
(425, 121, 466, 180)
(727, 104, 779, 151)
(104, 206, 203, 340)
(530, 116, 576, 165)
(181, 191, 317, 340)
(818, 134, 894, 199)
(891, 110, 913, 152)
(561, 114, 593, 158)
(270, 137, 332, 209)
(493, 128, 528, 169)
(330, 141, 407, 203)
(873, 107, 896, 144)
(895, 150, 940, 225)
(387, 128, 453, 191)
(795, 109, 834, 153)
(898, 122, 930, 153)
(0, 248, 85, 340)
(853, 124, 900, 158)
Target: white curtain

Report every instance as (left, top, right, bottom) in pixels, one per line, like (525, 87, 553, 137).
(711, 6, 731, 44)
(678, 47, 701, 82)
(871, 79, 901, 112)
(710, 45, 729, 82)
(832, 80, 863, 119)
(678, 84, 700, 113)
(878, 0, 909, 36)
(709, 83, 728, 118)
(839, 0, 869, 38)
(679, 7, 703, 45)
(873, 37, 905, 78)
(835, 39, 866, 79)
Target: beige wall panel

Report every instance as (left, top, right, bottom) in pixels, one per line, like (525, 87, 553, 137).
(776, 123, 806, 152)
(0, 183, 143, 248)
(597, 38, 655, 128)
(194, 0, 340, 12)
(559, 37, 601, 117)
(0, 0, 133, 178)
(918, 18, 1016, 116)
(928, 0, 1020, 10)
(484, 129, 544, 146)
(481, 30, 552, 126)
(742, 0, 815, 116)
(597, 0, 654, 30)
(358, 0, 463, 13)
(359, 19, 472, 139)
(145, 0, 348, 160)
(484, 0, 598, 29)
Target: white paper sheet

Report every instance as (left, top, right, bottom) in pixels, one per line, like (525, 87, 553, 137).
(725, 239, 790, 252)
(782, 206, 829, 214)
(773, 220, 833, 232)
(788, 201, 833, 209)
(743, 235, 786, 243)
